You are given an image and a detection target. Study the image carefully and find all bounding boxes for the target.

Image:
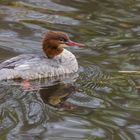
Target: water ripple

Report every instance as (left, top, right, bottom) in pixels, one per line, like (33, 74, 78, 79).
(0, 0, 140, 140)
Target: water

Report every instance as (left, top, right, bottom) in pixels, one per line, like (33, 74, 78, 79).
(0, 0, 140, 140)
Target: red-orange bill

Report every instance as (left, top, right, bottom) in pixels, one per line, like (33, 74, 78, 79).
(66, 40, 84, 47)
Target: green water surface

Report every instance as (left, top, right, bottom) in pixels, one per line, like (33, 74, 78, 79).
(0, 0, 140, 140)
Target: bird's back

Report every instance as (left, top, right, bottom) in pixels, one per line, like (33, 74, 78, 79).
(0, 49, 78, 80)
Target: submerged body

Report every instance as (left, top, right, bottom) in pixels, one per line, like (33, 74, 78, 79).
(0, 49, 78, 80)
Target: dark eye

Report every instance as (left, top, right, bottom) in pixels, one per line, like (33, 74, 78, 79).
(59, 37, 66, 42)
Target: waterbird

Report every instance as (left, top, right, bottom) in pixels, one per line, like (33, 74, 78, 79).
(0, 31, 84, 81)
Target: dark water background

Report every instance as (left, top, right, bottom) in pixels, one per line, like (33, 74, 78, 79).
(0, 0, 140, 140)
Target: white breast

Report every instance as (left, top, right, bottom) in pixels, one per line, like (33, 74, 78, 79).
(0, 49, 78, 80)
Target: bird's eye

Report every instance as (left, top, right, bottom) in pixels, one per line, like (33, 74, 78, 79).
(59, 38, 66, 42)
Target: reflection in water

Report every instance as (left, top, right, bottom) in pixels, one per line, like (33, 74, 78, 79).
(40, 83, 76, 110)
(0, 74, 78, 140)
(0, 0, 140, 140)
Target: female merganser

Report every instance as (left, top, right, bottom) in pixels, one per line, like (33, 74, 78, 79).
(0, 31, 84, 81)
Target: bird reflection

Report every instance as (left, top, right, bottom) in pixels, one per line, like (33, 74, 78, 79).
(0, 73, 78, 110)
(39, 83, 76, 110)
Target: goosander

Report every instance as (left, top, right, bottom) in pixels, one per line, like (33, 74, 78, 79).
(0, 31, 84, 81)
